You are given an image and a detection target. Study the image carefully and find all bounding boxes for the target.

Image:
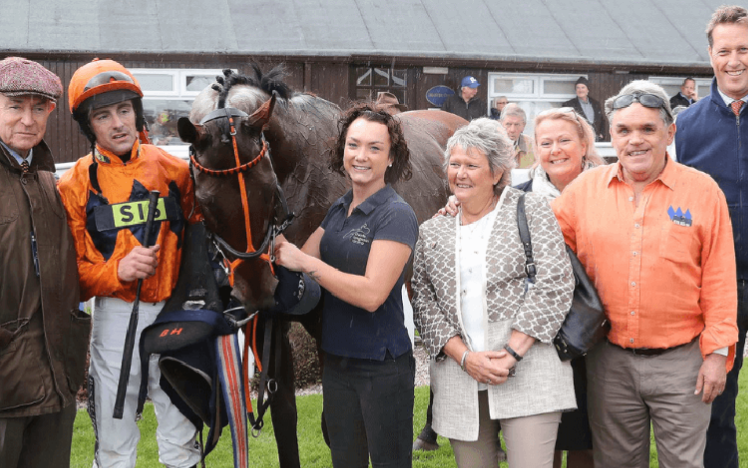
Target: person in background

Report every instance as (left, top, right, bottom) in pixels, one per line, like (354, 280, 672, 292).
(670, 77, 698, 109)
(554, 80, 737, 468)
(490, 96, 509, 120)
(274, 102, 418, 468)
(413, 118, 576, 468)
(501, 104, 535, 168)
(675, 6, 748, 467)
(442, 76, 487, 122)
(562, 77, 606, 141)
(0, 56, 90, 468)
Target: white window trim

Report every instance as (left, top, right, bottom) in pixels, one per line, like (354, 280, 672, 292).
(488, 72, 583, 101)
(648, 76, 713, 100)
(130, 68, 229, 97)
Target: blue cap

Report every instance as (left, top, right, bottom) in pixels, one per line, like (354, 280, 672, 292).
(461, 76, 480, 88)
(272, 266, 321, 316)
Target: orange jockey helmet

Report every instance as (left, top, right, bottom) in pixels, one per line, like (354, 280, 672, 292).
(68, 58, 148, 145)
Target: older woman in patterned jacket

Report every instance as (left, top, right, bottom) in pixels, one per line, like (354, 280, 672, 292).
(412, 120, 576, 468)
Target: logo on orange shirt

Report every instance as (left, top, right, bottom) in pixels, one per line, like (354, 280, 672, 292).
(668, 206, 692, 227)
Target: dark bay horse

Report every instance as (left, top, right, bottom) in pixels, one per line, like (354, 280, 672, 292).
(178, 64, 464, 467)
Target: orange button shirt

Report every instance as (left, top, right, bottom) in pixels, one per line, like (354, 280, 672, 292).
(552, 158, 738, 369)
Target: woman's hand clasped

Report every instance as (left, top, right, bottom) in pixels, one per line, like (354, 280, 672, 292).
(464, 349, 514, 386)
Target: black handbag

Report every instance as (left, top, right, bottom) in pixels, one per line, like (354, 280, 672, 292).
(517, 194, 609, 361)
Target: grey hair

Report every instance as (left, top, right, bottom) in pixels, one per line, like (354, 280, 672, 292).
(500, 103, 527, 123)
(604, 80, 674, 126)
(444, 118, 515, 196)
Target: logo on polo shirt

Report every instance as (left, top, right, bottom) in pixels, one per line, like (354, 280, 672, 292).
(667, 206, 692, 227)
(343, 223, 371, 246)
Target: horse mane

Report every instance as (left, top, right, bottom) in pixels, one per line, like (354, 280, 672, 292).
(189, 61, 340, 132)
(213, 63, 293, 109)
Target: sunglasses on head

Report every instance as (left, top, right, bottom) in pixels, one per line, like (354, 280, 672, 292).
(557, 107, 582, 121)
(612, 93, 672, 117)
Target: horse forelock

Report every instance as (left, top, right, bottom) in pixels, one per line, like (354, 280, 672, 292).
(226, 86, 268, 114)
(189, 85, 269, 124)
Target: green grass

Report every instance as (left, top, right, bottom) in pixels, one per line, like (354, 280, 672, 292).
(71, 372, 748, 467)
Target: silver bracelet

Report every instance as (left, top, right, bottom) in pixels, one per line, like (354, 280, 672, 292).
(460, 350, 470, 372)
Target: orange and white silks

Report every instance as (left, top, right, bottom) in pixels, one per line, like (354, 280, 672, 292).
(58, 141, 201, 303)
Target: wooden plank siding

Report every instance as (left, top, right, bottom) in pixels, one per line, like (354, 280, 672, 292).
(10, 53, 711, 163)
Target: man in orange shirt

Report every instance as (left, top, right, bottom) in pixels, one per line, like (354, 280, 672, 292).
(58, 59, 201, 468)
(553, 80, 738, 468)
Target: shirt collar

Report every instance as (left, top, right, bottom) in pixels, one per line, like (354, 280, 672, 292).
(608, 153, 676, 190)
(0, 141, 33, 166)
(335, 184, 397, 216)
(717, 86, 748, 107)
(94, 140, 140, 165)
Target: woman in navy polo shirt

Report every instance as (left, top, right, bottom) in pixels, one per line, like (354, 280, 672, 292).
(274, 102, 418, 468)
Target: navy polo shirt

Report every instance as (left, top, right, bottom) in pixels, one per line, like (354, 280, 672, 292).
(319, 184, 418, 360)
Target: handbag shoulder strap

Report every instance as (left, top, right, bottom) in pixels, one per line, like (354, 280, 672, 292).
(516, 194, 537, 280)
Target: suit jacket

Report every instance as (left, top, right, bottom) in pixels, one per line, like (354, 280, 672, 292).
(515, 134, 535, 169)
(412, 188, 576, 440)
(670, 92, 693, 109)
(562, 96, 606, 141)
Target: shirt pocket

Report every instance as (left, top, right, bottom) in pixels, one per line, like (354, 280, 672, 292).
(659, 224, 699, 264)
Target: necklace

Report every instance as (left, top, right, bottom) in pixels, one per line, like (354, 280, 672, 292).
(461, 195, 498, 227)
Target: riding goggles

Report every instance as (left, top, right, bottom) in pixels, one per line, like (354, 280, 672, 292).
(611, 93, 672, 119)
(83, 71, 136, 92)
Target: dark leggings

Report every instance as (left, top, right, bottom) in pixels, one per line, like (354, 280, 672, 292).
(323, 350, 415, 468)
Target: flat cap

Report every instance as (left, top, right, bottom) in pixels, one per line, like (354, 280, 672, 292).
(0, 57, 62, 101)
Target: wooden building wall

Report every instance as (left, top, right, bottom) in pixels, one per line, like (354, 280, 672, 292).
(17, 53, 709, 163)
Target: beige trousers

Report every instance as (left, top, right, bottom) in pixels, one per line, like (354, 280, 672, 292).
(450, 390, 561, 468)
(586, 340, 711, 468)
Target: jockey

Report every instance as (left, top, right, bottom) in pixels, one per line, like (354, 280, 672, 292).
(58, 58, 201, 468)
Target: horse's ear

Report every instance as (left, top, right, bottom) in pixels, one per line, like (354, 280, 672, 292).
(178, 117, 204, 144)
(246, 91, 278, 129)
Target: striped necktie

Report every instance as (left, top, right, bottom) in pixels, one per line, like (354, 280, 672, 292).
(731, 100, 744, 116)
(21, 160, 29, 174)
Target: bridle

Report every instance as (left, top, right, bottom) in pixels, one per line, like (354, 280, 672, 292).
(188, 104, 295, 436)
(189, 107, 294, 268)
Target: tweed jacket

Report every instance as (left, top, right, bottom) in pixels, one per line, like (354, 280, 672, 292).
(412, 187, 576, 440)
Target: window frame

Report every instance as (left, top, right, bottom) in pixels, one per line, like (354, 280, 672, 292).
(128, 68, 229, 157)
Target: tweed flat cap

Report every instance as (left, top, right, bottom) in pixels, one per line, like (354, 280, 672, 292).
(0, 57, 62, 101)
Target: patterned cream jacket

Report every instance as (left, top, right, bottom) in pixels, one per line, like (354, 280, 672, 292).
(412, 187, 577, 441)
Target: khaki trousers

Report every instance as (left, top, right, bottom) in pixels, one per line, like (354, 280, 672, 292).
(450, 390, 560, 468)
(587, 340, 711, 468)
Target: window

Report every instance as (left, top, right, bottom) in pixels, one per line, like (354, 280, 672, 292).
(130, 69, 226, 153)
(487, 73, 581, 136)
(648, 76, 712, 106)
(353, 66, 408, 105)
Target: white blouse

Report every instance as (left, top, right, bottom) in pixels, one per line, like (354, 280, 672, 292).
(457, 201, 502, 350)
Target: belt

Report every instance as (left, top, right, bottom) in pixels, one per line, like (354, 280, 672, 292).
(608, 338, 694, 356)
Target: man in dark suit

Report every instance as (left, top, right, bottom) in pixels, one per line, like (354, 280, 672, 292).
(563, 76, 606, 141)
(670, 77, 698, 109)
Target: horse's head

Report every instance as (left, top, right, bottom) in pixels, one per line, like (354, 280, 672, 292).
(179, 78, 285, 313)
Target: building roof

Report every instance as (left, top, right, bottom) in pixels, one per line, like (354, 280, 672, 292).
(2, 0, 724, 68)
